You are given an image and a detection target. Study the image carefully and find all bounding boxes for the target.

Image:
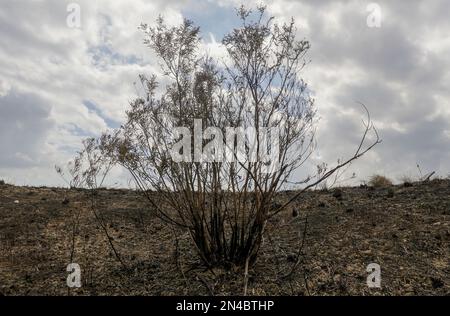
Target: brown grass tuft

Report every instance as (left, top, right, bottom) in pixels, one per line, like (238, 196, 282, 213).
(368, 175, 393, 187)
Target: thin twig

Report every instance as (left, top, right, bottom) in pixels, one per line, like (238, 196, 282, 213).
(243, 256, 250, 296)
(89, 191, 128, 269)
(172, 228, 189, 293)
(282, 217, 308, 279)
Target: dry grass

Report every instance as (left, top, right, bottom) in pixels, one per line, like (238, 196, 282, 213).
(368, 175, 393, 187)
(1, 180, 449, 295)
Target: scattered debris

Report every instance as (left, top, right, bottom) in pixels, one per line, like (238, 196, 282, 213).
(387, 188, 395, 198)
(430, 277, 444, 289)
(318, 201, 327, 208)
(332, 189, 343, 200)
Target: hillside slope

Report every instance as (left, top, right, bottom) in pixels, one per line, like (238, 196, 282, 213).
(0, 180, 449, 295)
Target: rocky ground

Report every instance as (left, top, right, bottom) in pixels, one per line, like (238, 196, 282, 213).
(0, 179, 449, 296)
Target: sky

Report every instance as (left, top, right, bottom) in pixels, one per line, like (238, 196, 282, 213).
(0, 0, 449, 187)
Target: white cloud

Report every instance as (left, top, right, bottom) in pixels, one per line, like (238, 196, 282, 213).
(0, 0, 185, 185)
(0, 0, 449, 186)
(260, 0, 450, 183)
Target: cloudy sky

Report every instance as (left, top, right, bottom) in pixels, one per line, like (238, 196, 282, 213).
(0, 0, 449, 187)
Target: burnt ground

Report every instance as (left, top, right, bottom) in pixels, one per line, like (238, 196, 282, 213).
(0, 180, 449, 296)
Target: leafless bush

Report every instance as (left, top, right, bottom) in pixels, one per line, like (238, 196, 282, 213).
(57, 137, 127, 269)
(68, 6, 379, 268)
(399, 164, 436, 184)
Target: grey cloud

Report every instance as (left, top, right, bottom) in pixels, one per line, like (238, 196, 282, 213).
(0, 0, 450, 186)
(376, 116, 450, 177)
(266, 0, 450, 183)
(0, 0, 71, 57)
(0, 89, 54, 168)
